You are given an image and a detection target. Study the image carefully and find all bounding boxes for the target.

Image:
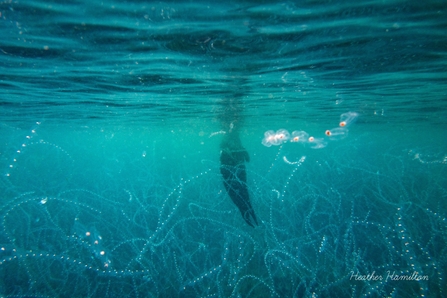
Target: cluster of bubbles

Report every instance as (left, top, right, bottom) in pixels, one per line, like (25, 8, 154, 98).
(262, 112, 359, 149)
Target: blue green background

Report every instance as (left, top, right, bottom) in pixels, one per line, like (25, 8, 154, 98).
(1, 0, 446, 297)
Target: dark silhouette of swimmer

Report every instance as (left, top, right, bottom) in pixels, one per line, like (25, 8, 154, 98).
(220, 131, 258, 227)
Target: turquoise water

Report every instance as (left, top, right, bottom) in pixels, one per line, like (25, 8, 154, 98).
(1, 0, 447, 297)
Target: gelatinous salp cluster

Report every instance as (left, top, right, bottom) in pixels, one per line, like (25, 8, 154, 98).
(262, 112, 358, 149)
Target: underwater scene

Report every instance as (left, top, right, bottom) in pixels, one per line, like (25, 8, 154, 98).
(1, 0, 447, 297)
